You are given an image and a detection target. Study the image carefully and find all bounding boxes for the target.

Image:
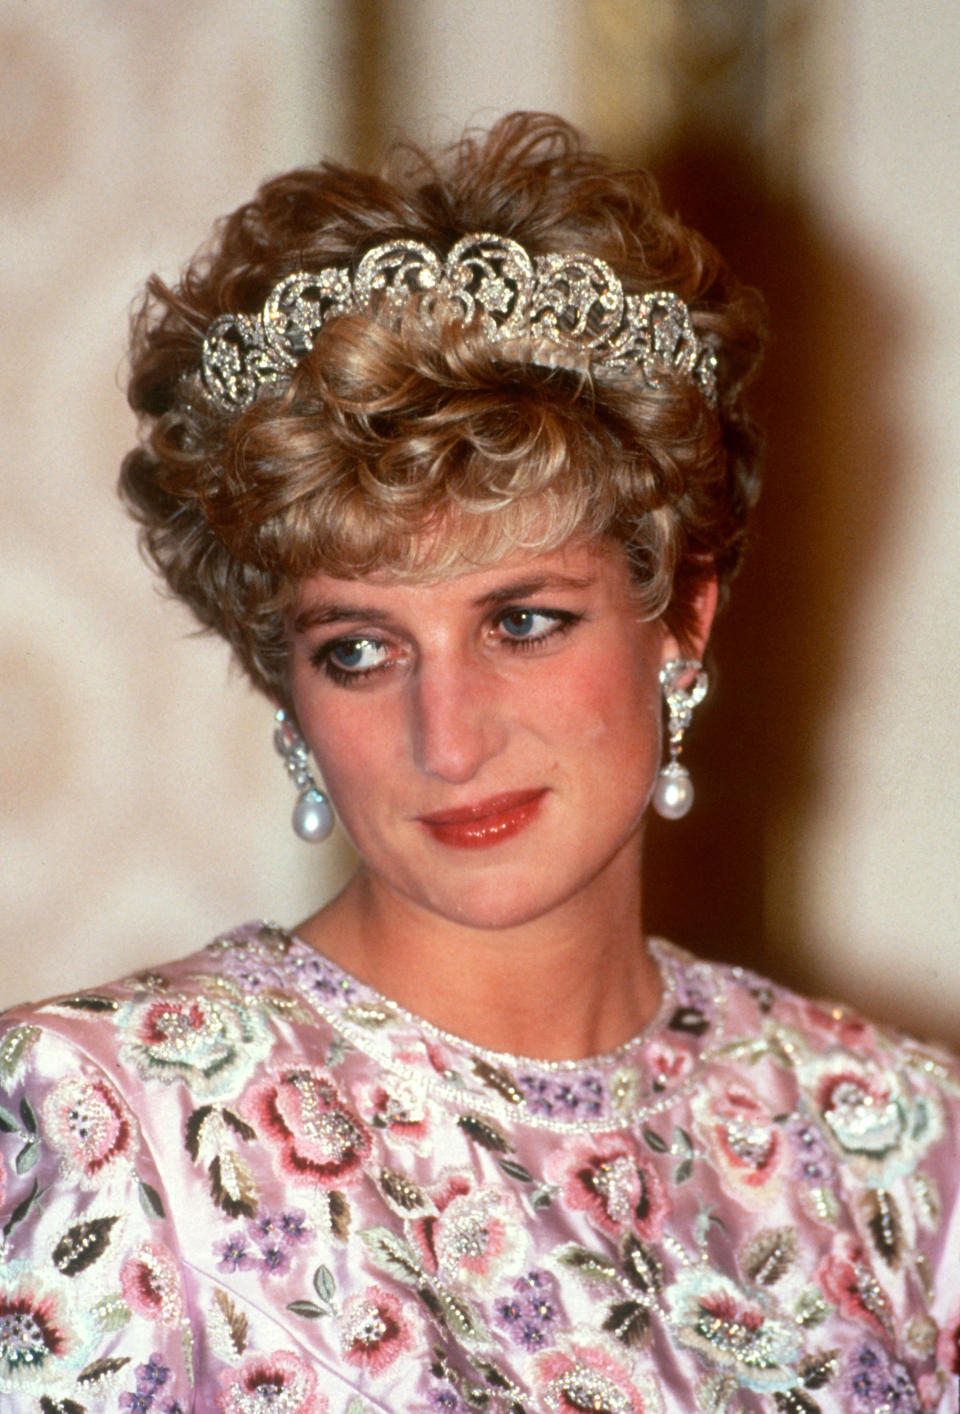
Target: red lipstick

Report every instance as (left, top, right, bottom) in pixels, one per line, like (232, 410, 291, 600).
(418, 789, 546, 848)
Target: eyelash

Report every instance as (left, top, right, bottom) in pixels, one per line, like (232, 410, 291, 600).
(309, 608, 580, 687)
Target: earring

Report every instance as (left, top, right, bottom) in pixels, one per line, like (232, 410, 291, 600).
(273, 709, 334, 842)
(652, 659, 708, 820)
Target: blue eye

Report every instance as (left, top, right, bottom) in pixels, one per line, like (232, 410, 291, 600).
(497, 608, 576, 647)
(327, 637, 387, 672)
(500, 610, 542, 639)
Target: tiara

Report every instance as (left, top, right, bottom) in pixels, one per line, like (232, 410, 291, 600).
(199, 233, 719, 414)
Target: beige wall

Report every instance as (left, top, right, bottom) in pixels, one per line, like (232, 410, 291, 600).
(2, 2, 958, 1047)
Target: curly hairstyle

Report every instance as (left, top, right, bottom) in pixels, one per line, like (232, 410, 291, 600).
(120, 112, 765, 706)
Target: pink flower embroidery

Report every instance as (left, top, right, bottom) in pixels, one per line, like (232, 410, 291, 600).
(802, 1001, 876, 1051)
(243, 1068, 371, 1188)
(409, 1176, 528, 1292)
(339, 1285, 419, 1375)
(42, 1074, 138, 1183)
(357, 1067, 432, 1151)
(0, 1277, 76, 1390)
(545, 1135, 670, 1240)
(816, 1235, 892, 1337)
(218, 1349, 328, 1414)
(801, 1053, 943, 1187)
(119, 1241, 184, 1326)
(535, 1331, 662, 1414)
(121, 988, 268, 1098)
(643, 1040, 693, 1090)
(669, 1271, 799, 1390)
(694, 1081, 786, 1199)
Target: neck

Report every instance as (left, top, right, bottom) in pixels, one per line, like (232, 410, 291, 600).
(295, 851, 660, 1061)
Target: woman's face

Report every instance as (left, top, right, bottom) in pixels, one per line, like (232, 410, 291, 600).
(288, 540, 696, 933)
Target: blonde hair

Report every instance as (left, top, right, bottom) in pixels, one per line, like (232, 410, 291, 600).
(120, 113, 765, 704)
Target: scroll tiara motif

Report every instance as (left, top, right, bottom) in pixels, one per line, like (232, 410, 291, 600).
(199, 233, 719, 414)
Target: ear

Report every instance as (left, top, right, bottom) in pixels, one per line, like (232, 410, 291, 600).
(660, 573, 719, 667)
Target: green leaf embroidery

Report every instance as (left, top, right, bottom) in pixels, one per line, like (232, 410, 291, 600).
(137, 1179, 166, 1220)
(555, 1244, 620, 1285)
(15, 1140, 40, 1175)
(286, 1299, 327, 1319)
(498, 1157, 534, 1184)
(18, 1095, 37, 1134)
(3, 1177, 41, 1238)
(0, 1105, 19, 1133)
(359, 1227, 423, 1285)
(91, 1294, 132, 1332)
(0, 1025, 39, 1082)
(642, 1127, 668, 1153)
(313, 1265, 336, 1303)
(433, 1289, 488, 1343)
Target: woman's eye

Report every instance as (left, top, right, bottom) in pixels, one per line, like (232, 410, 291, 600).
(323, 637, 389, 675)
(497, 608, 575, 645)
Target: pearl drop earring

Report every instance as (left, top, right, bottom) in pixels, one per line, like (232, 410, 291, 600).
(273, 709, 334, 842)
(651, 659, 708, 820)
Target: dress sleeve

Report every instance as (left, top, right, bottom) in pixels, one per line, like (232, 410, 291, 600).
(0, 1014, 194, 1412)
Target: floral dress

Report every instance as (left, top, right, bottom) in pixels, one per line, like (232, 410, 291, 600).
(0, 922, 957, 1413)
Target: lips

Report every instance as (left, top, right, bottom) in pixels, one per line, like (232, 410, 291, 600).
(418, 789, 547, 848)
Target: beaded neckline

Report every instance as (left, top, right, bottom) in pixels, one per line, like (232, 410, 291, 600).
(209, 922, 729, 1133)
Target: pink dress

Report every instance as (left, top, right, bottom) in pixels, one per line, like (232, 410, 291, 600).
(0, 921, 957, 1412)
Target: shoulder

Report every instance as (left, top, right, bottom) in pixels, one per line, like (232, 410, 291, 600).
(680, 941, 960, 1222)
(0, 920, 335, 1115)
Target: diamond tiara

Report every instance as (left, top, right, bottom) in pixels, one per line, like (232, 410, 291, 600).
(199, 232, 719, 414)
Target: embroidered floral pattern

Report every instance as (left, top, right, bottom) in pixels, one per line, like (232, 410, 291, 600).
(120, 1241, 185, 1326)
(494, 1269, 560, 1349)
(339, 1284, 420, 1374)
(545, 1134, 670, 1239)
(534, 1331, 663, 1413)
(693, 1080, 787, 1200)
(243, 1066, 371, 1188)
(410, 1176, 529, 1293)
(0, 1272, 77, 1391)
(0, 920, 956, 1412)
(801, 1053, 944, 1187)
(218, 1348, 328, 1414)
(42, 1072, 138, 1183)
(120, 984, 270, 1098)
(669, 1269, 802, 1392)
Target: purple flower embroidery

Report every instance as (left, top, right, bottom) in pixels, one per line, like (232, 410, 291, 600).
(845, 1341, 921, 1412)
(215, 1234, 256, 1274)
(120, 1392, 154, 1413)
(257, 1242, 292, 1278)
(495, 1270, 559, 1349)
(136, 1353, 170, 1392)
(516, 1072, 604, 1118)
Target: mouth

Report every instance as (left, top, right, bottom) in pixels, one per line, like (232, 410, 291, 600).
(417, 789, 547, 848)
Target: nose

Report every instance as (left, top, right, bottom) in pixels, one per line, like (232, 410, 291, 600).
(411, 655, 508, 784)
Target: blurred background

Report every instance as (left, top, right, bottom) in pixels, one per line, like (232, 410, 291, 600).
(2, 1, 959, 1047)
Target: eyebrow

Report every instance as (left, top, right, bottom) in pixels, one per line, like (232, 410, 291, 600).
(291, 572, 597, 635)
(472, 572, 597, 607)
(292, 603, 401, 634)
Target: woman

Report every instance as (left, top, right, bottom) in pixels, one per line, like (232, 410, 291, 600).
(1, 114, 957, 1412)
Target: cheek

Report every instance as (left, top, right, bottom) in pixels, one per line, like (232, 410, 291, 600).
(539, 646, 662, 755)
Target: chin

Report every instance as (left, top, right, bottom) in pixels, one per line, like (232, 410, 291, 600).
(412, 869, 584, 933)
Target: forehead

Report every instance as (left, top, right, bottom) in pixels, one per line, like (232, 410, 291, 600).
(291, 541, 636, 625)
